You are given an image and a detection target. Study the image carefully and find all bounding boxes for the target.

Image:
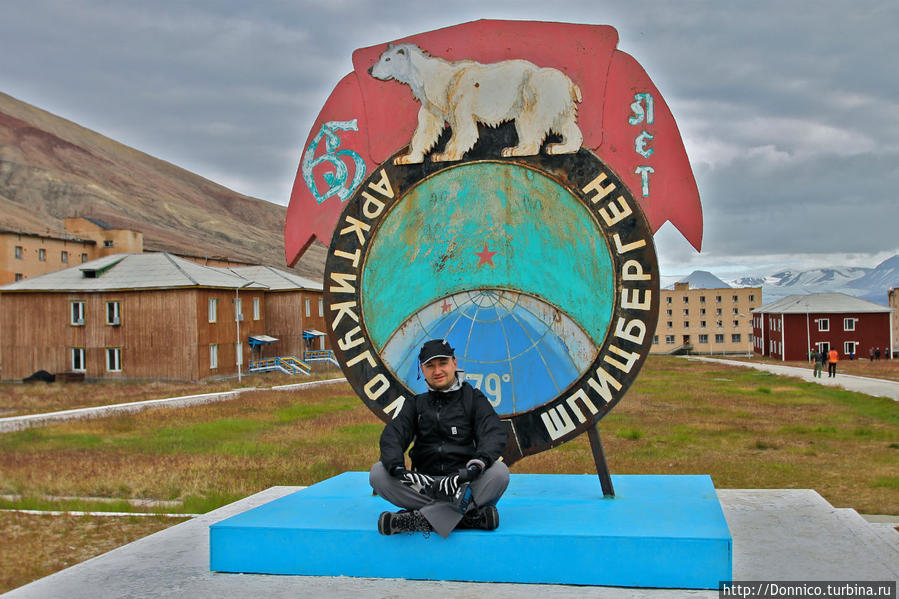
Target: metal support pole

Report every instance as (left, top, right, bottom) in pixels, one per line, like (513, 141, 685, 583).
(587, 421, 615, 498)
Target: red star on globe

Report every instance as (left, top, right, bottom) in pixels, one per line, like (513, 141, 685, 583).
(475, 242, 497, 267)
(441, 300, 453, 313)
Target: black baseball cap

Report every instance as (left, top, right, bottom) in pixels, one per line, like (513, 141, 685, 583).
(418, 339, 455, 365)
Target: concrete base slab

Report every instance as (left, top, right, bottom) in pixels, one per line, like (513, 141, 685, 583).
(209, 472, 732, 588)
(4, 487, 898, 599)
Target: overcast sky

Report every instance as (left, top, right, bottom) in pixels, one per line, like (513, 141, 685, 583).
(2, 0, 897, 276)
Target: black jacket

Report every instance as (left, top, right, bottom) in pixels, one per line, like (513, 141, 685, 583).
(379, 381, 507, 476)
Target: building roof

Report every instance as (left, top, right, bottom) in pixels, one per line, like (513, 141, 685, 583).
(0, 227, 96, 245)
(752, 292, 893, 315)
(225, 265, 323, 291)
(0, 253, 268, 292)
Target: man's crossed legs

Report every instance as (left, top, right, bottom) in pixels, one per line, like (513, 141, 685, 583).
(370, 460, 510, 538)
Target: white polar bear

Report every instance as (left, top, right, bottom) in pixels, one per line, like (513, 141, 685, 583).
(369, 44, 583, 165)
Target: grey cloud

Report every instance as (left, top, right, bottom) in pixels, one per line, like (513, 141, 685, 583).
(1, 0, 897, 273)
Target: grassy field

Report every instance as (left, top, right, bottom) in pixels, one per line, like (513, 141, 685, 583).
(0, 367, 343, 418)
(1, 356, 897, 592)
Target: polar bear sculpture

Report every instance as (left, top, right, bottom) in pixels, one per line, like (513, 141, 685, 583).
(369, 44, 583, 165)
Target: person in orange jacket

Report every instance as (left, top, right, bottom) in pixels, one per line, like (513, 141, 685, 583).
(827, 347, 839, 378)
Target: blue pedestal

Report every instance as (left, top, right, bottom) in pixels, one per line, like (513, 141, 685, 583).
(210, 472, 732, 588)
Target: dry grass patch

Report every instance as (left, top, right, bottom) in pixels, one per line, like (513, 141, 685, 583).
(0, 512, 187, 594)
(0, 367, 344, 417)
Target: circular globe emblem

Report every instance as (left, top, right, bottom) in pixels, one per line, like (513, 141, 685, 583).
(324, 134, 659, 464)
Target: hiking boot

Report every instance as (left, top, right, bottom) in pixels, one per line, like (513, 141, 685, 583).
(456, 505, 499, 531)
(378, 510, 433, 535)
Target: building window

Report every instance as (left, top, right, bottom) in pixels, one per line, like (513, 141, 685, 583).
(81, 253, 88, 263)
(105, 347, 122, 372)
(733, 320, 739, 327)
(665, 335, 675, 344)
(38, 248, 46, 261)
(698, 334, 708, 344)
(208, 298, 217, 322)
(733, 308, 739, 314)
(843, 318, 856, 331)
(666, 321, 673, 328)
(666, 296, 672, 304)
(716, 295, 722, 302)
(700, 320, 707, 328)
(684, 321, 690, 328)
(666, 309, 672, 316)
(235, 342, 243, 366)
(14, 273, 23, 281)
(700, 296, 706, 304)
(683, 309, 689, 315)
(717, 320, 723, 328)
(318, 298, 324, 317)
(210, 344, 218, 369)
(682, 296, 689, 304)
(715, 334, 724, 343)
(234, 297, 242, 321)
(652, 335, 658, 344)
(71, 301, 85, 325)
(106, 301, 121, 325)
(733, 295, 738, 302)
(71, 347, 85, 372)
(716, 308, 722, 316)
(818, 318, 829, 332)
(305, 298, 311, 317)
(14, 246, 23, 259)
(732, 334, 741, 343)
(700, 308, 706, 315)
(844, 341, 857, 355)
(749, 294, 755, 302)
(61, 250, 68, 263)
(253, 297, 261, 320)
(103, 240, 114, 248)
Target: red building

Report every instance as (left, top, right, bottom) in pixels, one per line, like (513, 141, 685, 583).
(752, 293, 893, 362)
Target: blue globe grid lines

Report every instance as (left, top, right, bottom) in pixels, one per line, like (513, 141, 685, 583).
(381, 289, 594, 416)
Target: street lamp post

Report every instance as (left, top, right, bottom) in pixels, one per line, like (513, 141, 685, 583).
(236, 282, 252, 383)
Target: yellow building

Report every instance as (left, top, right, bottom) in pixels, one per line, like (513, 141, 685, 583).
(651, 282, 762, 355)
(0, 217, 143, 286)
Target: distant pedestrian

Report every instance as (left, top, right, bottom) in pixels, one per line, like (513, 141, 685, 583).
(812, 350, 823, 378)
(817, 349, 827, 378)
(875, 348, 881, 360)
(869, 347, 874, 361)
(828, 348, 838, 377)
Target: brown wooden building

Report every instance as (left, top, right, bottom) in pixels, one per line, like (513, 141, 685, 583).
(0, 253, 325, 381)
(224, 265, 327, 361)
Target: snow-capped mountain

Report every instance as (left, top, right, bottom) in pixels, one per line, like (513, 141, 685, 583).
(665, 270, 731, 290)
(724, 255, 899, 306)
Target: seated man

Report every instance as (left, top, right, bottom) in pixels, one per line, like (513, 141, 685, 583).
(370, 339, 510, 538)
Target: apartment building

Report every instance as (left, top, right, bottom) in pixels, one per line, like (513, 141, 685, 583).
(0, 217, 143, 286)
(651, 282, 762, 355)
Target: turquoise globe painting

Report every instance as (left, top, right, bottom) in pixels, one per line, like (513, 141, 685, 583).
(363, 162, 615, 417)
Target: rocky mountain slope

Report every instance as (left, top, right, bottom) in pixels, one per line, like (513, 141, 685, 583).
(0, 92, 325, 279)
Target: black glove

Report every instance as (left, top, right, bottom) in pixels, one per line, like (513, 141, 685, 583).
(457, 463, 483, 483)
(392, 467, 434, 490)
